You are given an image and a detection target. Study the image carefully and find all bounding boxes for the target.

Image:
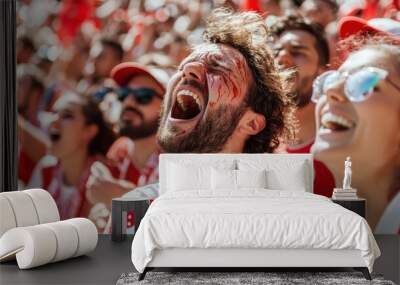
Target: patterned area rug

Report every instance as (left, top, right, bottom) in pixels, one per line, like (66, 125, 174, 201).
(116, 271, 395, 285)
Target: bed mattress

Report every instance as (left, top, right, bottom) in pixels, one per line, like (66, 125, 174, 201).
(131, 190, 380, 273)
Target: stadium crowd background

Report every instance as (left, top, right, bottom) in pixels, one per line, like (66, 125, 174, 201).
(16, 0, 400, 232)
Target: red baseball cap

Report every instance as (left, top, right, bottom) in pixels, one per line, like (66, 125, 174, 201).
(110, 62, 167, 93)
(338, 16, 400, 40)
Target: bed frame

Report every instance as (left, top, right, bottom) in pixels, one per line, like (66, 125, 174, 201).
(138, 154, 371, 281)
(139, 249, 371, 280)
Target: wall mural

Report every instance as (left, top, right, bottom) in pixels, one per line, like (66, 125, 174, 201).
(16, 0, 399, 234)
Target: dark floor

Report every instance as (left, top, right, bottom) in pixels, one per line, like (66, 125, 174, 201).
(0, 235, 398, 285)
(0, 235, 135, 285)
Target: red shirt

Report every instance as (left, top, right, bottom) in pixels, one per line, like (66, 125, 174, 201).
(286, 141, 336, 198)
(107, 137, 159, 186)
(28, 155, 96, 219)
(107, 137, 159, 229)
(19, 150, 36, 186)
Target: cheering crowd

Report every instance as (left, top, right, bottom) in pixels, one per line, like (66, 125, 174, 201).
(17, 0, 400, 233)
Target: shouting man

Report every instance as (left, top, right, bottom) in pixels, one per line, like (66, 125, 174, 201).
(125, 8, 295, 199)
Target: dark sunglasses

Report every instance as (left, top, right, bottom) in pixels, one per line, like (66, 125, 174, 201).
(93, 87, 162, 105)
(116, 87, 162, 104)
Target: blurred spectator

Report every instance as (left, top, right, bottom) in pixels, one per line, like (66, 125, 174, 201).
(337, 16, 400, 62)
(136, 52, 175, 74)
(39, 43, 90, 106)
(17, 64, 45, 126)
(81, 38, 124, 96)
(338, 0, 400, 21)
(34, 54, 55, 77)
(17, 64, 47, 186)
(300, 0, 338, 28)
(57, 0, 98, 46)
(311, 37, 400, 233)
(338, 16, 400, 41)
(260, 0, 284, 16)
(86, 63, 166, 230)
(16, 36, 36, 64)
(325, 21, 340, 68)
(92, 38, 124, 84)
(241, 0, 282, 16)
(269, 14, 329, 150)
(18, 114, 50, 188)
(28, 93, 116, 221)
(269, 14, 335, 197)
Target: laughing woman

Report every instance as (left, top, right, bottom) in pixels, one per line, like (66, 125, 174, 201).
(28, 92, 115, 220)
(311, 37, 400, 233)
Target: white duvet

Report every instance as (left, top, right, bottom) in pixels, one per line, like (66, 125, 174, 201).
(131, 190, 380, 273)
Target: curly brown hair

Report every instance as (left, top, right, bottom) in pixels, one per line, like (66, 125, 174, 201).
(204, 8, 296, 153)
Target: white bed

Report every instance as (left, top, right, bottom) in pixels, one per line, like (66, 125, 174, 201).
(131, 154, 380, 280)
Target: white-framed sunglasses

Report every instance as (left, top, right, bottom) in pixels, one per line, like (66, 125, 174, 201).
(311, 67, 400, 103)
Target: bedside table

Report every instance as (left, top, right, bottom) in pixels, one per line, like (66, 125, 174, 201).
(331, 198, 366, 218)
(112, 197, 150, 242)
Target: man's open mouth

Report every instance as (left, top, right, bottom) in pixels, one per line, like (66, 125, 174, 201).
(170, 88, 204, 121)
(320, 113, 355, 132)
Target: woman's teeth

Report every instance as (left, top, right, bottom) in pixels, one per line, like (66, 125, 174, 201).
(321, 113, 354, 130)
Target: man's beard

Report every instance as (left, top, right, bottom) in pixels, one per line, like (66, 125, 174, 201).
(292, 71, 318, 108)
(119, 107, 159, 140)
(294, 90, 312, 108)
(293, 79, 314, 108)
(157, 103, 246, 153)
(119, 119, 159, 140)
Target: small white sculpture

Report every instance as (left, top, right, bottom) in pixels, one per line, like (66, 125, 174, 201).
(343, 157, 352, 190)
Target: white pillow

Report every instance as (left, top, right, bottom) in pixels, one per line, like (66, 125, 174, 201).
(238, 159, 309, 191)
(266, 167, 307, 191)
(167, 162, 211, 191)
(211, 169, 267, 190)
(237, 169, 267, 188)
(166, 159, 236, 192)
(211, 168, 236, 190)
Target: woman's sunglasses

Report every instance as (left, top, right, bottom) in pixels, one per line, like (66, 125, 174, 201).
(311, 67, 400, 103)
(94, 87, 162, 105)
